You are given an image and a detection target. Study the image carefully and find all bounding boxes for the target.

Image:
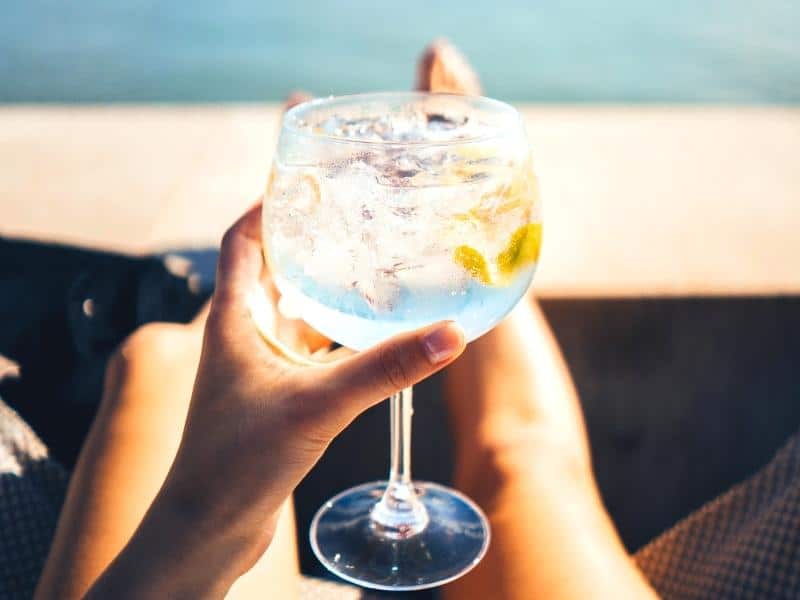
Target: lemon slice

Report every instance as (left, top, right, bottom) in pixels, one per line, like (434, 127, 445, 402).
(295, 173, 321, 205)
(497, 223, 542, 276)
(453, 245, 492, 285)
(265, 168, 321, 207)
(453, 223, 542, 286)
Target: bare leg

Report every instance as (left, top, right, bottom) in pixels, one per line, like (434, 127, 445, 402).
(36, 310, 299, 599)
(442, 299, 655, 599)
(411, 41, 653, 599)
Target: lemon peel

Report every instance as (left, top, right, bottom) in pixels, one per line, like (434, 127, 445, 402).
(497, 223, 542, 276)
(453, 223, 542, 286)
(267, 169, 321, 206)
(265, 166, 277, 198)
(453, 245, 492, 285)
(297, 174, 321, 204)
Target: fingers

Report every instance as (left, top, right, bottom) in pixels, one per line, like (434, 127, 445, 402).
(210, 201, 334, 365)
(321, 321, 466, 415)
(214, 203, 264, 308)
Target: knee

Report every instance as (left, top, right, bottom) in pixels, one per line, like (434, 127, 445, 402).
(100, 322, 202, 421)
(107, 322, 196, 382)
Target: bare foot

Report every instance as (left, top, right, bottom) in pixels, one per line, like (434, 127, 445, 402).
(416, 38, 482, 95)
(284, 90, 313, 111)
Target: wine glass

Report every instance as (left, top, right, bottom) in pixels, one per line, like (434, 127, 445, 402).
(260, 92, 541, 590)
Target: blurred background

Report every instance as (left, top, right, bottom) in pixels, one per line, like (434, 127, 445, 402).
(2, 0, 798, 104)
(1, 1, 799, 596)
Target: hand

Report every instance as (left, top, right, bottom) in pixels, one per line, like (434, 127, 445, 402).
(88, 203, 466, 598)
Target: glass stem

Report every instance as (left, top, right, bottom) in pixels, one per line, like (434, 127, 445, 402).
(370, 386, 430, 539)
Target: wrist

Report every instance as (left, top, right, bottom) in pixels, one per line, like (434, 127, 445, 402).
(152, 481, 277, 583)
(88, 486, 274, 599)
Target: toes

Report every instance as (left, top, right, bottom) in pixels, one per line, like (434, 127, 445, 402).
(416, 38, 482, 95)
(284, 90, 313, 111)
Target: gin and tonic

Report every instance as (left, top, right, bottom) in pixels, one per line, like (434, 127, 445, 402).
(262, 92, 541, 590)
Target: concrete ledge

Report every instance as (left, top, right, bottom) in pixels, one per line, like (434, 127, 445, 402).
(1, 104, 798, 297)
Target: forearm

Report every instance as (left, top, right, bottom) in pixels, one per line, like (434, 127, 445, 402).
(82, 476, 298, 600)
(84, 491, 259, 600)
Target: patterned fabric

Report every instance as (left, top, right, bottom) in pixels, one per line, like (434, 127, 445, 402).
(0, 399, 68, 599)
(635, 431, 800, 599)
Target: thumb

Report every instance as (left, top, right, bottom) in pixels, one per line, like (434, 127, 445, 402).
(321, 321, 466, 415)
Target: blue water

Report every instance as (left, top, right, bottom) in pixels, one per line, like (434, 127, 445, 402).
(1, 0, 798, 103)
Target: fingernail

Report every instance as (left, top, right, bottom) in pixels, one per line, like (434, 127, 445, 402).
(421, 322, 464, 364)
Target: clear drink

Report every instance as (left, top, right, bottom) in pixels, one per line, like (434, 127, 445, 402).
(263, 95, 541, 350)
(260, 93, 541, 591)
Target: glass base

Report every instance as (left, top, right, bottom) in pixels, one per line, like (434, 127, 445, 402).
(310, 481, 490, 591)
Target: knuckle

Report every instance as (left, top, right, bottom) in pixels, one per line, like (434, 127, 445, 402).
(289, 381, 347, 449)
(280, 386, 312, 423)
(377, 344, 411, 392)
(283, 373, 326, 423)
(220, 224, 238, 250)
(203, 305, 243, 355)
(203, 308, 228, 341)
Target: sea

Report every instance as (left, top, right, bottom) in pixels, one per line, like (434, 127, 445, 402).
(1, 0, 798, 103)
